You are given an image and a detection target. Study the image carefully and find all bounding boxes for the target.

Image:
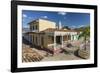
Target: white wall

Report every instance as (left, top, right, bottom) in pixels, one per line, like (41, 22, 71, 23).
(0, 0, 99, 73)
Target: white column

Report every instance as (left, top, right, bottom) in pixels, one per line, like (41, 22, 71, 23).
(32, 25, 33, 31)
(29, 34, 30, 42)
(72, 35, 73, 41)
(61, 35, 63, 48)
(71, 35, 73, 41)
(54, 34, 56, 50)
(38, 35, 39, 46)
(71, 34, 72, 40)
(75, 34, 77, 40)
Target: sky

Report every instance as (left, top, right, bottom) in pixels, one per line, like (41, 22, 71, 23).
(22, 10, 90, 29)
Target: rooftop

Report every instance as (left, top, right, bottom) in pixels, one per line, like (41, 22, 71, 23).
(41, 28, 80, 33)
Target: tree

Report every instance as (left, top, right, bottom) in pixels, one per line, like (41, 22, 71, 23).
(62, 26, 70, 30)
(78, 26, 90, 50)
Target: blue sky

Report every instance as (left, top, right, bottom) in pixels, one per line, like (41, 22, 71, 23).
(22, 10, 90, 28)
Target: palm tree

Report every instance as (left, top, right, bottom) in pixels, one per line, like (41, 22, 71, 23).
(78, 26, 90, 50)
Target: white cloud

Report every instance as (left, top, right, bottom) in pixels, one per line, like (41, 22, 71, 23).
(71, 24, 89, 29)
(78, 25, 85, 28)
(70, 25, 85, 29)
(23, 14, 27, 18)
(78, 24, 89, 28)
(41, 16, 48, 19)
(58, 12, 67, 16)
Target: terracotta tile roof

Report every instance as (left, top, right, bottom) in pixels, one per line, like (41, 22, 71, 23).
(25, 31, 45, 35)
(41, 28, 80, 32)
(24, 28, 81, 35)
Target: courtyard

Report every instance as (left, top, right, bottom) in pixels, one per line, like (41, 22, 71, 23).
(22, 39, 90, 63)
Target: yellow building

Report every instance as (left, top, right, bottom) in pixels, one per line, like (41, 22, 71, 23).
(29, 19, 56, 32)
(24, 18, 80, 54)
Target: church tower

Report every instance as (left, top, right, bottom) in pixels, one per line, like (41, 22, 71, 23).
(59, 21, 62, 29)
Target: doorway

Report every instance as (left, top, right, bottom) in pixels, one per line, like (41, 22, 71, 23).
(56, 36, 61, 44)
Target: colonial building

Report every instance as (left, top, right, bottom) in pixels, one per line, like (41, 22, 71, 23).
(23, 18, 80, 54)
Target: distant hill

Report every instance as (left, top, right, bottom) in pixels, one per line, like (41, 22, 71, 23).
(73, 26, 90, 31)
